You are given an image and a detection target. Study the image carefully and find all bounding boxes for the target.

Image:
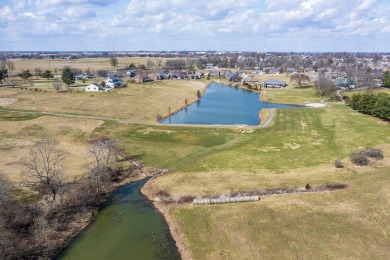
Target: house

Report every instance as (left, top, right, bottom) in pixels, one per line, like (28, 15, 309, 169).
(85, 83, 103, 92)
(225, 72, 239, 82)
(241, 77, 260, 86)
(207, 70, 220, 77)
(206, 63, 214, 69)
(263, 79, 288, 88)
(155, 72, 168, 80)
(336, 77, 356, 89)
(220, 69, 232, 76)
(105, 76, 124, 88)
(252, 70, 264, 75)
(134, 73, 151, 83)
(286, 68, 295, 73)
(236, 70, 247, 77)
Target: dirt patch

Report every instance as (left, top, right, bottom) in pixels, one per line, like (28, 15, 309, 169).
(0, 98, 17, 106)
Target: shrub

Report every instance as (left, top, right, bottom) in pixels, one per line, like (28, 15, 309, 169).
(334, 160, 344, 168)
(350, 152, 369, 166)
(156, 190, 170, 197)
(178, 195, 195, 204)
(364, 148, 384, 160)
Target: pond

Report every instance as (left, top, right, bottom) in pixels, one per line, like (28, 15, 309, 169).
(160, 83, 304, 126)
(58, 179, 180, 260)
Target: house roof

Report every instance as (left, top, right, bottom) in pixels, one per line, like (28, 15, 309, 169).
(264, 79, 287, 85)
(242, 77, 259, 82)
(88, 83, 102, 88)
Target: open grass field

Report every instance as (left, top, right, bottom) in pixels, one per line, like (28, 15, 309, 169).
(0, 79, 207, 122)
(0, 112, 104, 183)
(10, 57, 177, 74)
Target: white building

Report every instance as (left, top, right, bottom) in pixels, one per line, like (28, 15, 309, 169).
(85, 83, 103, 92)
(105, 76, 124, 88)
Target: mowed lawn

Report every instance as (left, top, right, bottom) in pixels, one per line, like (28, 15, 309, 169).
(1, 80, 206, 122)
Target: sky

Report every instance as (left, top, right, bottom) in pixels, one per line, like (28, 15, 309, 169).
(0, 0, 390, 52)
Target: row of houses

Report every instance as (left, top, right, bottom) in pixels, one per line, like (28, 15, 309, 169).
(133, 71, 205, 83)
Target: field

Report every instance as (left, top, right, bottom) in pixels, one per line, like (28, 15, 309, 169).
(1, 61, 389, 259)
(10, 57, 176, 74)
(1, 80, 207, 122)
(0, 112, 104, 183)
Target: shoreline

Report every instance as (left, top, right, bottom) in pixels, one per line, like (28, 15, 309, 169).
(158, 80, 210, 121)
(142, 176, 193, 260)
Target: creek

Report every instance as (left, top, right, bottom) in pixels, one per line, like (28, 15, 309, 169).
(58, 179, 180, 259)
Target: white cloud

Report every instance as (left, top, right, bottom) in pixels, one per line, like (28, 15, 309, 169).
(0, 0, 389, 51)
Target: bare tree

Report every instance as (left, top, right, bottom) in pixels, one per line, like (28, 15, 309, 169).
(34, 67, 42, 77)
(88, 137, 122, 193)
(146, 59, 155, 69)
(290, 73, 311, 88)
(314, 72, 337, 98)
(52, 80, 62, 92)
(22, 138, 67, 204)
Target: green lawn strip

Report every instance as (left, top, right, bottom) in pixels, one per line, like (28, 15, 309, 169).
(0, 111, 41, 121)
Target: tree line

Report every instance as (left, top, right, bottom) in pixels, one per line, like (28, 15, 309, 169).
(347, 92, 390, 120)
(0, 136, 142, 258)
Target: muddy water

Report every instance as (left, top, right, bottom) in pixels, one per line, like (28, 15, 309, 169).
(58, 179, 180, 260)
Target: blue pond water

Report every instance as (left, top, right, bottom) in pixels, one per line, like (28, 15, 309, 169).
(160, 83, 304, 126)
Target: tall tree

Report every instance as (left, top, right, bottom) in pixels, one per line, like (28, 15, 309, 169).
(34, 67, 42, 77)
(61, 67, 75, 87)
(42, 70, 54, 80)
(0, 68, 8, 83)
(22, 138, 67, 203)
(110, 57, 118, 67)
(18, 70, 32, 81)
(88, 137, 121, 193)
(314, 72, 337, 97)
(290, 73, 311, 88)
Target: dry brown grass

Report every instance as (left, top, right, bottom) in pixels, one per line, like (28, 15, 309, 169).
(10, 57, 186, 74)
(1, 80, 207, 122)
(0, 116, 104, 183)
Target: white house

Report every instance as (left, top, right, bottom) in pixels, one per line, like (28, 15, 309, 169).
(105, 76, 124, 88)
(86, 83, 103, 92)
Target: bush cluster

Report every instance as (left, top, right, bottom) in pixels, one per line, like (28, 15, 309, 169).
(348, 92, 390, 120)
(350, 148, 384, 166)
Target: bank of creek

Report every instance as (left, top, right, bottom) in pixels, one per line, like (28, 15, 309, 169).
(58, 178, 180, 259)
